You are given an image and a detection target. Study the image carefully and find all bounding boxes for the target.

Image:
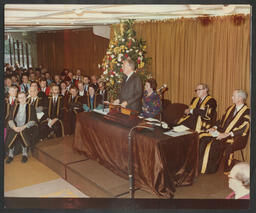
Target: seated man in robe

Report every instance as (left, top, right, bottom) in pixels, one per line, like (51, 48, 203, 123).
(27, 85, 48, 145)
(82, 85, 103, 112)
(177, 83, 217, 133)
(199, 90, 250, 174)
(5, 92, 37, 163)
(40, 84, 65, 140)
(63, 86, 83, 135)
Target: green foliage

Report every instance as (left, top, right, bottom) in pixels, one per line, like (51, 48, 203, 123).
(99, 19, 152, 101)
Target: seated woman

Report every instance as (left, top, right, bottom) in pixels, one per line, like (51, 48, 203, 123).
(226, 162, 250, 199)
(82, 85, 103, 112)
(141, 78, 162, 118)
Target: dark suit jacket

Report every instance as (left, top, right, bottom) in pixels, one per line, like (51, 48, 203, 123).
(119, 72, 143, 112)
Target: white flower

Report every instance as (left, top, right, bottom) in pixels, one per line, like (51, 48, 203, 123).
(110, 75, 114, 77)
(135, 50, 138, 52)
(132, 38, 135, 42)
(103, 71, 107, 74)
(118, 57, 122, 62)
(130, 49, 133, 51)
(122, 39, 125, 42)
(106, 77, 109, 81)
(106, 65, 108, 68)
(139, 52, 142, 56)
(111, 54, 115, 58)
(117, 63, 120, 66)
(98, 64, 101, 68)
(111, 45, 114, 48)
(126, 50, 129, 53)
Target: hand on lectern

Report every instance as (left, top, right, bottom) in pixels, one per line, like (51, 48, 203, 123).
(121, 101, 128, 108)
(113, 99, 120, 105)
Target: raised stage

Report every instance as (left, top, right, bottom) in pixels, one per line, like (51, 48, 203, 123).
(32, 135, 160, 199)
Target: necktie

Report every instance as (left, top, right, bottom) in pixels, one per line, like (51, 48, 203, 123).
(11, 98, 14, 105)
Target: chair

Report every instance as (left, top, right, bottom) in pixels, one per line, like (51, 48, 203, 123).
(161, 102, 188, 126)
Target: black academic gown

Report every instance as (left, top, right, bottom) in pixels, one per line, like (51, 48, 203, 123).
(198, 104, 250, 174)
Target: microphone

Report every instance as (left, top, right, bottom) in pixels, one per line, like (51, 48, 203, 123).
(157, 84, 167, 92)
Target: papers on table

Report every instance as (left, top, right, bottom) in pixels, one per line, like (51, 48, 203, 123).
(172, 125, 190, 132)
(144, 117, 160, 122)
(163, 130, 192, 137)
(209, 130, 219, 137)
(36, 112, 44, 120)
(93, 108, 109, 115)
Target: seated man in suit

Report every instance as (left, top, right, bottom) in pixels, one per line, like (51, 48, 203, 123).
(5, 92, 37, 163)
(97, 80, 108, 101)
(20, 74, 31, 94)
(82, 85, 103, 112)
(77, 81, 86, 97)
(39, 78, 50, 97)
(63, 86, 83, 135)
(40, 84, 65, 140)
(199, 90, 250, 174)
(5, 85, 18, 128)
(177, 83, 217, 133)
(113, 58, 143, 112)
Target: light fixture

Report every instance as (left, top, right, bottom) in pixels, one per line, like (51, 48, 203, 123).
(223, 5, 236, 13)
(189, 5, 200, 10)
(74, 8, 83, 16)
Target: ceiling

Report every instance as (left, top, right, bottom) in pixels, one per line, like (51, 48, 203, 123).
(5, 4, 251, 32)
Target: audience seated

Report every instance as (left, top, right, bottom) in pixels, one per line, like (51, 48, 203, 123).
(97, 80, 108, 101)
(5, 92, 37, 164)
(20, 74, 31, 94)
(141, 78, 162, 118)
(39, 84, 65, 140)
(198, 90, 250, 174)
(226, 162, 250, 199)
(82, 85, 103, 112)
(177, 83, 217, 133)
(63, 86, 83, 135)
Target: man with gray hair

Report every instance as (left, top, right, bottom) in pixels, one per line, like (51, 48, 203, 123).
(198, 89, 250, 174)
(177, 83, 217, 132)
(5, 92, 37, 163)
(226, 162, 250, 199)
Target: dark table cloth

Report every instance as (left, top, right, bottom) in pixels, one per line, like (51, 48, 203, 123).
(73, 112, 199, 198)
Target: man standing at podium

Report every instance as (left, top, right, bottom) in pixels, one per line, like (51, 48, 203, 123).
(113, 58, 143, 112)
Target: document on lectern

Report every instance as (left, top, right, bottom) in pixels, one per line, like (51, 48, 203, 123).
(163, 130, 192, 137)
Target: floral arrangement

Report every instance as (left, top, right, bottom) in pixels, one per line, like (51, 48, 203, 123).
(99, 19, 152, 101)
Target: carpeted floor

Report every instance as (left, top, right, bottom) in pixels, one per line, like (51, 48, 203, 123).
(5, 178, 88, 198)
(4, 154, 60, 192)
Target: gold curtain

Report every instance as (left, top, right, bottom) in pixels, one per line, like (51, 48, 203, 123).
(111, 15, 251, 161)
(37, 28, 109, 77)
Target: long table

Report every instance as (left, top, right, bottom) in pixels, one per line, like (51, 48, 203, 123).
(73, 112, 199, 198)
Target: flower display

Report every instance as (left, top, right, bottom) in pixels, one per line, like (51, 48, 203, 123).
(99, 19, 152, 101)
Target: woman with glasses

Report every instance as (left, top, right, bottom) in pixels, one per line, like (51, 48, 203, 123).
(177, 83, 217, 133)
(226, 162, 250, 199)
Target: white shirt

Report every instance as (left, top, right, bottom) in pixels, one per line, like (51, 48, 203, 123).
(52, 95, 58, 103)
(234, 104, 244, 115)
(79, 90, 84, 96)
(125, 71, 134, 82)
(41, 87, 46, 92)
(9, 97, 15, 104)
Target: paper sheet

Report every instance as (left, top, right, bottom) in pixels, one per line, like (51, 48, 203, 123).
(93, 108, 109, 115)
(172, 125, 190, 132)
(163, 130, 192, 137)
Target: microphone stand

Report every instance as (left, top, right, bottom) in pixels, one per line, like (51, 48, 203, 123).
(128, 125, 154, 199)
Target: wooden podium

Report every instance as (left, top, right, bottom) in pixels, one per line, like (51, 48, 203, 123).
(104, 104, 141, 128)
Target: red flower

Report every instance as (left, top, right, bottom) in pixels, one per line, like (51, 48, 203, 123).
(125, 53, 128, 58)
(120, 68, 123, 72)
(137, 59, 141, 64)
(128, 40, 132, 48)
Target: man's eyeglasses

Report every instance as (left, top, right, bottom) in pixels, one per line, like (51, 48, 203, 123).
(194, 88, 204, 92)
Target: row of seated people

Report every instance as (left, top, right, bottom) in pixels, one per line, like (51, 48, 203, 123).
(4, 83, 104, 164)
(176, 83, 250, 175)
